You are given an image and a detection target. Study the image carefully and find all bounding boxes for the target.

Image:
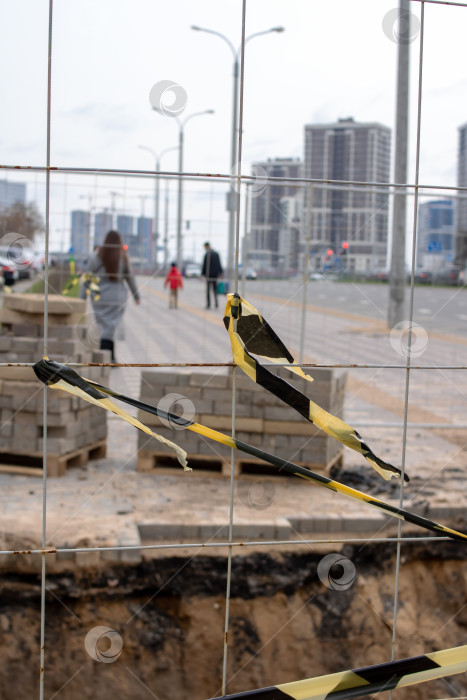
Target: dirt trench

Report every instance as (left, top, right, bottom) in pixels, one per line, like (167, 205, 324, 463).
(0, 540, 466, 700)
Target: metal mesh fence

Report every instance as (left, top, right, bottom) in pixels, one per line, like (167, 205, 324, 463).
(1, 1, 467, 698)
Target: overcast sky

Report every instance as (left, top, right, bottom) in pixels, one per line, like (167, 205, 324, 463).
(1, 0, 467, 261)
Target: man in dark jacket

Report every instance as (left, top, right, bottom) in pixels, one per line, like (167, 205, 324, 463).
(201, 241, 223, 309)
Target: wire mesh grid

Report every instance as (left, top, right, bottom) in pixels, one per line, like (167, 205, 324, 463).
(1, 0, 467, 699)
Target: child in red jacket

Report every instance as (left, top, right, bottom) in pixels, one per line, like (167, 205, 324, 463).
(164, 263, 183, 309)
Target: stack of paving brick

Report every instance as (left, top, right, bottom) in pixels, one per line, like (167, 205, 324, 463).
(137, 366, 346, 476)
(0, 293, 109, 476)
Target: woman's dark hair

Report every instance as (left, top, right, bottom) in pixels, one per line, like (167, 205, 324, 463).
(98, 230, 129, 281)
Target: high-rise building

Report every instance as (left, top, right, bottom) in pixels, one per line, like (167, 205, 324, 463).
(304, 117, 391, 272)
(0, 180, 26, 210)
(455, 123, 467, 265)
(94, 212, 113, 247)
(70, 210, 91, 260)
(417, 200, 455, 270)
(116, 215, 134, 239)
(248, 158, 303, 272)
(137, 216, 153, 268)
(116, 214, 135, 254)
(278, 195, 303, 272)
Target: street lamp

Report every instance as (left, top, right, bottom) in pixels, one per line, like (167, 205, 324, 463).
(191, 24, 284, 281)
(138, 145, 179, 270)
(79, 194, 94, 259)
(151, 109, 214, 270)
(109, 191, 122, 224)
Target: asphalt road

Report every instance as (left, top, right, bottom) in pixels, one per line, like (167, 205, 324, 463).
(245, 278, 467, 337)
(106, 275, 467, 374)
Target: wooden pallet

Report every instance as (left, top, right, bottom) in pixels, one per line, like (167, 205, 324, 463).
(137, 451, 233, 477)
(138, 450, 343, 478)
(236, 452, 343, 477)
(0, 440, 107, 478)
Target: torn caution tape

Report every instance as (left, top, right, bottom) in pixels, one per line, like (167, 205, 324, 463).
(62, 272, 101, 300)
(207, 643, 467, 699)
(81, 272, 101, 301)
(33, 359, 467, 542)
(224, 293, 408, 483)
(33, 358, 188, 470)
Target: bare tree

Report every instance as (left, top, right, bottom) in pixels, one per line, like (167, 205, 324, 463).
(0, 202, 44, 241)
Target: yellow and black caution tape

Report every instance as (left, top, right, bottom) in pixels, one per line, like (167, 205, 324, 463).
(33, 358, 188, 469)
(81, 272, 100, 301)
(33, 358, 467, 542)
(207, 643, 467, 699)
(224, 294, 408, 483)
(61, 274, 80, 297)
(63, 272, 101, 300)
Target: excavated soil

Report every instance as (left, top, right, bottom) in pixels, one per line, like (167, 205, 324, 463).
(0, 540, 466, 700)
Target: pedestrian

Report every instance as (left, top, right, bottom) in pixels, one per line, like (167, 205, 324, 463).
(164, 262, 183, 309)
(201, 241, 223, 309)
(80, 230, 140, 362)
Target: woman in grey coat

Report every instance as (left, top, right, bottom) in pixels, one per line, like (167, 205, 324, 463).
(82, 230, 140, 362)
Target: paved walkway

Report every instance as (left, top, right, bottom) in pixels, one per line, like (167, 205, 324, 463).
(110, 276, 467, 466)
(0, 277, 466, 556)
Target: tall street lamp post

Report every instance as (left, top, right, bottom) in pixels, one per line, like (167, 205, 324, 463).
(138, 145, 179, 271)
(79, 193, 94, 259)
(388, 0, 410, 328)
(191, 24, 284, 281)
(151, 109, 214, 270)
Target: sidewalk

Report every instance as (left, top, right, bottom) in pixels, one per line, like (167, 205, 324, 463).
(0, 277, 465, 557)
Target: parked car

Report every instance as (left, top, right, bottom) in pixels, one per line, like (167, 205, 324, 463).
(414, 269, 433, 284)
(433, 266, 461, 285)
(0, 256, 19, 286)
(0, 244, 40, 280)
(367, 269, 389, 282)
(458, 264, 467, 286)
(245, 267, 257, 280)
(184, 263, 201, 278)
(414, 266, 460, 285)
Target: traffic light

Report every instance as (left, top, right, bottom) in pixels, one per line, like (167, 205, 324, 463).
(326, 249, 334, 257)
(342, 241, 349, 253)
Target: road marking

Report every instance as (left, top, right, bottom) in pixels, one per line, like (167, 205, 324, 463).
(252, 292, 386, 326)
(252, 292, 467, 346)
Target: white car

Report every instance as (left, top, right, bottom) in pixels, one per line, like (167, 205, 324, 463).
(0, 256, 19, 286)
(184, 263, 201, 278)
